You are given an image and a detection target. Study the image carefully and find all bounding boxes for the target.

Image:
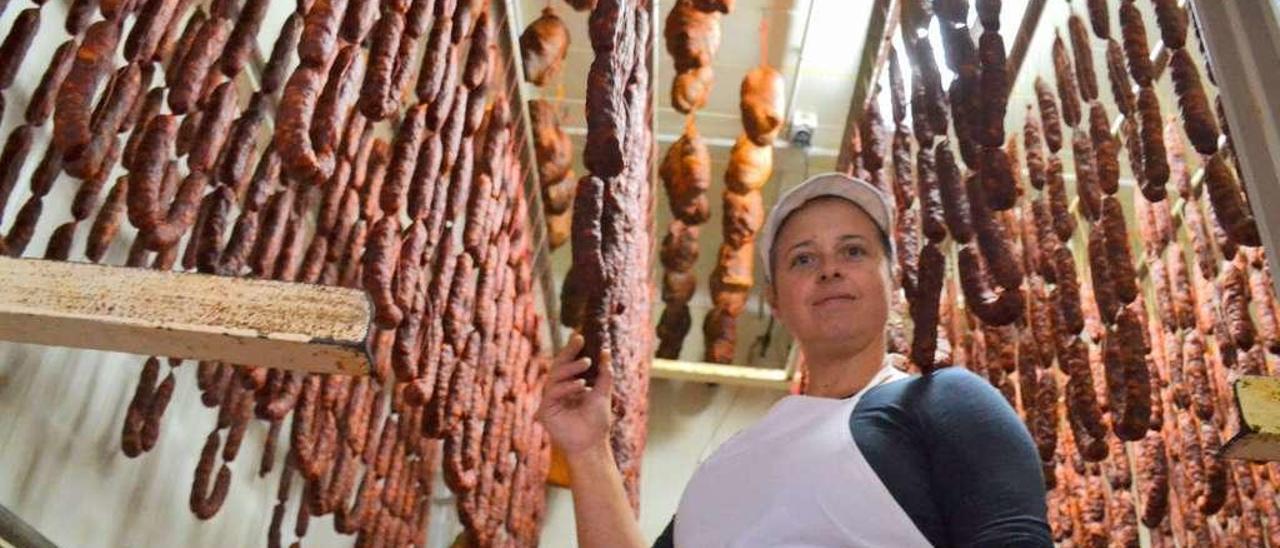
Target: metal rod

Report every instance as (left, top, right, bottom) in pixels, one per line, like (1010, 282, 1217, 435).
(497, 0, 565, 352)
(781, 0, 819, 141)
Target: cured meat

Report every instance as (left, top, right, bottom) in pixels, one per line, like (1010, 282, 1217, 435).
(1051, 33, 1082, 128)
(312, 45, 367, 157)
(664, 0, 720, 73)
(1105, 39, 1136, 117)
(977, 31, 1007, 147)
(529, 99, 573, 186)
(1052, 245, 1085, 337)
(520, 7, 570, 86)
(580, 0, 642, 180)
(725, 134, 772, 193)
(859, 100, 887, 173)
(1169, 49, 1220, 155)
(978, 145, 1017, 211)
(1043, 158, 1074, 244)
(1119, 1, 1153, 86)
(277, 65, 335, 185)
(969, 172, 1022, 293)
(1033, 77, 1063, 153)
(660, 221, 700, 274)
(220, 0, 270, 76)
(672, 66, 714, 114)
(1220, 258, 1256, 351)
(363, 216, 404, 329)
(656, 303, 691, 359)
(721, 189, 763, 248)
(1086, 0, 1109, 38)
(1067, 15, 1098, 102)
(1202, 153, 1261, 248)
(298, 0, 348, 68)
(1072, 129, 1102, 221)
(0, 8, 40, 92)
(1023, 106, 1047, 190)
(54, 21, 119, 161)
(1086, 227, 1120, 329)
(936, 143, 971, 244)
(1101, 197, 1139, 305)
(1139, 434, 1170, 527)
(1061, 337, 1108, 461)
(910, 242, 945, 372)
(702, 306, 736, 364)
(958, 244, 1022, 327)
(659, 125, 712, 225)
(1104, 302, 1152, 440)
(1089, 103, 1120, 195)
(169, 17, 232, 114)
(915, 146, 946, 243)
(740, 65, 785, 146)
(1152, 0, 1187, 49)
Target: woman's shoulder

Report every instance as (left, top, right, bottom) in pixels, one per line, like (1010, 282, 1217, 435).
(863, 366, 1002, 405)
(857, 366, 1019, 427)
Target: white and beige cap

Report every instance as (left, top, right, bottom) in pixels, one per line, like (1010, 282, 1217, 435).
(758, 172, 895, 285)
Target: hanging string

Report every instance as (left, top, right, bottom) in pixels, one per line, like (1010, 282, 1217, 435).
(758, 13, 770, 67)
(555, 81, 568, 118)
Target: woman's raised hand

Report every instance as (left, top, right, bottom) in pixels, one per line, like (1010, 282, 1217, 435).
(535, 332, 614, 457)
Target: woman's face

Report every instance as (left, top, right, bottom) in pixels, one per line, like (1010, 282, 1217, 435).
(766, 197, 892, 356)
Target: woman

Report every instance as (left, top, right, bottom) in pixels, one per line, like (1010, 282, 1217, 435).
(537, 173, 1052, 547)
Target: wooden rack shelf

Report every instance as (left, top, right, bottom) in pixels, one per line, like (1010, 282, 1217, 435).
(0, 257, 372, 375)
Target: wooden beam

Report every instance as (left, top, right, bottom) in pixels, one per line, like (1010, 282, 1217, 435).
(651, 358, 793, 391)
(1223, 376, 1280, 461)
(0, 503, 55, 548)
(1005, 0, 1049, 83)
(1190, 0, 1280, 298)
(834, 0, 898, 174)
(0, 257, 372, 375)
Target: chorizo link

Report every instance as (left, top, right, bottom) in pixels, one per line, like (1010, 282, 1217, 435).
(54, 21, 119, 158)
(0, 9, 42, 91)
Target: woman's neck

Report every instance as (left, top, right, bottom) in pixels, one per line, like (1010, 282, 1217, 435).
(801, 338, 887, 399)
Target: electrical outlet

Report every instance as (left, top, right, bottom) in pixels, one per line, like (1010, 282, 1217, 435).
(789, 110, 818, 148)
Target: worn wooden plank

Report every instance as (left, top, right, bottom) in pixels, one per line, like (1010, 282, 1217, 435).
(1005, 0, 1048, 83)
(1223, 376, 1280, 462)
(0, 257, 372, 375)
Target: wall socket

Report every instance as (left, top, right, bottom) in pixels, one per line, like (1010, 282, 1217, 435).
(789, 110, 818, 148)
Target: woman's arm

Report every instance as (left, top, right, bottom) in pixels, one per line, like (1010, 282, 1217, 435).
(852, 368, 1053, 547)
(536, 335, 646, 548)
(565, 441, 647, 547)
(918, 368, 1053, 547)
